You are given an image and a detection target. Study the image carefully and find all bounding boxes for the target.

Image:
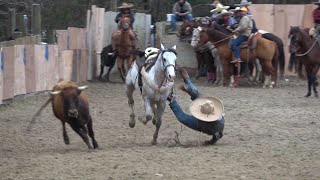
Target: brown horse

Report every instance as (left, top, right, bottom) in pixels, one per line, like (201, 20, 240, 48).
(112, 15, 136, 82)
(289, 26, 320, 97)
(198, 28, 278, 88)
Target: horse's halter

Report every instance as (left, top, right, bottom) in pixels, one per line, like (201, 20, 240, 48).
(289, 28, 301, 53)
(159, 48, 177, 80)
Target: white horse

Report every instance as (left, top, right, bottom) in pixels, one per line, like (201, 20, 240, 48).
(191, 26, 224, 85)
(125, 44, 177, 145)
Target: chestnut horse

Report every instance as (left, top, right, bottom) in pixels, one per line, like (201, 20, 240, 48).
(112, 15, 136, 82)
(289, 26, 320, 97)
(198, 28, 278, 88)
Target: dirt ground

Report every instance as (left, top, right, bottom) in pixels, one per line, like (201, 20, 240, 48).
(0, 75, 319, 180)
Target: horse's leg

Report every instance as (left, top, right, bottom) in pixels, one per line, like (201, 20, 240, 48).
(305, 65, 312, 97)
(126, 81, 136, 128)
(98, 64, 104, 80)
(196, 52, 201, 79)
(140, 97, 153, 125)
(151, 100, 166, 145)
(222, 61, 230, 87)
(127, 55, 134, 72)
(255, 59, 262, 83)
(117, 57, 125, 82)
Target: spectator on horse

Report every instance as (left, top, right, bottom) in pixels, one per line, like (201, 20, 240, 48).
(235, 0, 252, 16)
(209, 2, 229, 24)
(215, 9, 233, 31)
(115, 2, 135, 29)
(169, 0, 193, 32)
(167, 68, 225, 145)
(231, 7, 253, 63)
(313, 0, 320, 42)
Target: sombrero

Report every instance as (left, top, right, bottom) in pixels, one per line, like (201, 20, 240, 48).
(216, 9, 233, 19)
(210, 3, 230, 13)
(189, 97, 224, 122)
(118, 2, 134, 9)
(235, 0, 252, 7)
(211, 0, 221, 7)
(314, 0, 320, 5)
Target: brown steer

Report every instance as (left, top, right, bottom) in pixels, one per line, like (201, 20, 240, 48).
(29, 80, 98, 149)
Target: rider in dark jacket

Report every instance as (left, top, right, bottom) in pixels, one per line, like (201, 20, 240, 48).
(115, 2, 135, 28)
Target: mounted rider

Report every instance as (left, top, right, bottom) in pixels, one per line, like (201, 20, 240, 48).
(113, 2, 137, 53)
(115, 2, 135, 29)
(209, 1, 230, 25)
(230, 7, 253, 63)
(313, 0, 320, 43)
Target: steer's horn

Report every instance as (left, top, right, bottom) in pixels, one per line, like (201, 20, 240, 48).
(78, 86, 88, 90)
(50, 91, 61, 95)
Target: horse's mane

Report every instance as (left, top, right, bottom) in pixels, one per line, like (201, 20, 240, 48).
(206, 28, 229, 42)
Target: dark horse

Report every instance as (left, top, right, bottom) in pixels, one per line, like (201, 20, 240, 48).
(98, 44, 117, 81)
(289, 26, 320, 97)
(112, 15, 136, 82)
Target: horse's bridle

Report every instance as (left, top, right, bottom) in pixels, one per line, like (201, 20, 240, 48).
(159, 48, 177, 73)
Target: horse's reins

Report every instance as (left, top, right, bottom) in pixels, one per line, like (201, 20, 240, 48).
(294, 40, 317, 57)
(289, 32, 318, 57)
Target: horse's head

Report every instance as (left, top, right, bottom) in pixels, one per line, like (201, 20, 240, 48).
(198, 28, 209, 45)
(159, 44, 177, 82)
(191, 26, 203, 47)
(119, 16, 131, 31)
(180, 20, 195, 37)
(288, 26, 302, 53)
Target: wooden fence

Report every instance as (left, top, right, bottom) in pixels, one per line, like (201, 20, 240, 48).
(0, 5, 153, 104)
(0, 27, 88, 105)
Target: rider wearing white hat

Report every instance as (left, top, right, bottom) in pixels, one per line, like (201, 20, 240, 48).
(167, 68, 225, 145)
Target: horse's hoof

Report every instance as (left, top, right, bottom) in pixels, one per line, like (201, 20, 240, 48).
(305, 93, 311, 97)
(262, 85, 266, 89)
(152, 118, 156, 125)
(269, 85, 274, 89)
(129, 121, 135, 128)
(151, 139, 157, 145)
(138, 116, 146, 125)
(64, 138, 70, 145)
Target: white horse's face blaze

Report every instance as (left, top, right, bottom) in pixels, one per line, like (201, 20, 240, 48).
(162, 51, 176, 82)
(191, 27, 202, 47)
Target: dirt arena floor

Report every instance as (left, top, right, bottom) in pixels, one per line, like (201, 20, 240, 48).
(1, 75, 319, 180)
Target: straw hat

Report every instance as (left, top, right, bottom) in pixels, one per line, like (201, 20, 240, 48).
(235, 0, 252, 7)
(314, 0, 320, 5)
(210, 3, 230, 13)
(216, 9, 233, 19)
(189, 97, 224, 122)
(211, 0, 221, 6)
(118, 2, 134, 9)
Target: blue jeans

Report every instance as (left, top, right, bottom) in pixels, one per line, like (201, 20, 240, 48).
(169, 79, 224, 135)
(171, 13, 193, 30)
(231, 35, 248, 58)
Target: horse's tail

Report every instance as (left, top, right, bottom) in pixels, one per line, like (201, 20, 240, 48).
(272, 43, 279, 74)
(140, 67, 172, 93)
(27, 98, 51, 132)
(278, 45, 285, 75)
(288, 52, 296, 72)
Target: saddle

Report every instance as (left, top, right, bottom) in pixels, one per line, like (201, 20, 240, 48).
(229, 32, 262, 50)
(137, 54, 158, 93)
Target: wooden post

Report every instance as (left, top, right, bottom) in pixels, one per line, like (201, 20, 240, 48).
(111, 0, 118, 11)
(16, 14, 26, 36)
(31, 4, 41, 35)
(8, 9, 16, 37)
(23, 15, 29, 35)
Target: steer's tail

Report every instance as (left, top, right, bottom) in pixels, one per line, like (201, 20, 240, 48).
(27, 98, 51, 132)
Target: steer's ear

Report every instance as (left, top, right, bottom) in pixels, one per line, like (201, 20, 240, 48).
(50, 91, 61, 96)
